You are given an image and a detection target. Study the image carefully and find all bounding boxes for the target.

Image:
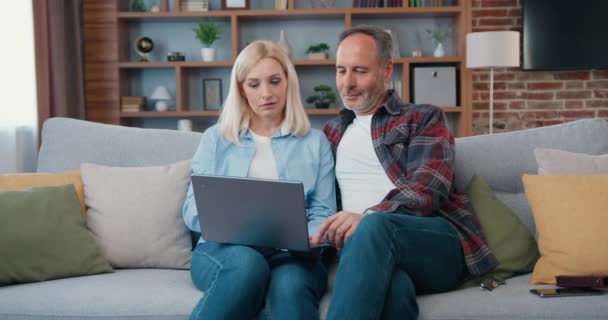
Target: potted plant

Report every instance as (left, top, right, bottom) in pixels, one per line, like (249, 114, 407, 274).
(306, 43, 330, 60)
(131, 0, 147, 12)
(193, 20, 222, 62)
(305, 84, 336, 109)
(426, 27, 450, 57)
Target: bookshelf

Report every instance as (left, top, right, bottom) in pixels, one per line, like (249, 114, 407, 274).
(83, 0, 472, 136)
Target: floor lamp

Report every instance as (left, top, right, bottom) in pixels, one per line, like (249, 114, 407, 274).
(466, 31, 520, 134)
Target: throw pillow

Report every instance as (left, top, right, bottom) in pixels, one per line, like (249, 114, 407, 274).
(459, 175, 540, 288)
(0, 184, 112, 286)
(81, 160, 192, 269)
(523, 174, 608, 284)
(0, 171, 86, 214)
(534, 148, 608, 175)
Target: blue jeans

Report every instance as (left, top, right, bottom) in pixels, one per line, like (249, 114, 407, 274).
(327, 213, 466, 320)
(189, 242, 327, 320)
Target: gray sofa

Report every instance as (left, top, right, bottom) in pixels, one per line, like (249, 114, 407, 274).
(1, 117, 608, 320)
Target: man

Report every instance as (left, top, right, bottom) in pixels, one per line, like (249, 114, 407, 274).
(309, 25, 498, 319)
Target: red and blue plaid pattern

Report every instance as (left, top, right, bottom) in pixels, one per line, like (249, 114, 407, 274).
(323, 91, 497, 276)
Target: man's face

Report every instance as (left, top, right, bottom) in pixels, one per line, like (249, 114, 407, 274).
(336, 33, 392, 115)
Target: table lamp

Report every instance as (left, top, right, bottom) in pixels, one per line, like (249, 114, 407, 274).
(150, 85, 172, 112)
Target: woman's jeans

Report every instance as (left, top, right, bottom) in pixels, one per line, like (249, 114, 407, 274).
(327, 213, 466, 320)
(189, 242, 327, 320)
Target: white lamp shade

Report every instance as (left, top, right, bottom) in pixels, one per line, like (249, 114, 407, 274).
(150, 85, 172, 100)
(466, 31, 520, 68)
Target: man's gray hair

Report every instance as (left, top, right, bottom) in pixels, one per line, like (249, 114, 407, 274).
(338, 25, 393, 63)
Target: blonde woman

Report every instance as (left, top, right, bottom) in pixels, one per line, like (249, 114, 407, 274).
(182, 40, 336, 320)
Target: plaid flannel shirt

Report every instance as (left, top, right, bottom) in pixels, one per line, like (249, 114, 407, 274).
(323, 90, 497, 276)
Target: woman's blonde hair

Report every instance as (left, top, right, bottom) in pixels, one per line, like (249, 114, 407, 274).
(218, 40, 310, 143)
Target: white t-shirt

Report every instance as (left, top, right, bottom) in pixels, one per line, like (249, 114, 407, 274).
(247, 131, 279, 180)
(336, 114, 394, 214)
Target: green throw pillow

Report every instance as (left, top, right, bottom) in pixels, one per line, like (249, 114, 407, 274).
(0, 184, 112, 286)
(459, 175, 540, 288)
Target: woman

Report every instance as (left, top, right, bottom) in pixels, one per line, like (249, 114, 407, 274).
(182, 40, 336, 320)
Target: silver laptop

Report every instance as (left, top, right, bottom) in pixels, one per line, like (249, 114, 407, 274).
(191, 174, 327, 252)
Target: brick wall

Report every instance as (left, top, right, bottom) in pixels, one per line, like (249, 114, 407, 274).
(470, 0, 608, 134)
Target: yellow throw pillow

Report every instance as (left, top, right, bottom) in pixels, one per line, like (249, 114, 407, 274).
(522, 174, 608, 284)
(0, 171, 85, 214)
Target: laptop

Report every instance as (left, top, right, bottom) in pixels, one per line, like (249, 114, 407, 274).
(191, 174, 328, 252)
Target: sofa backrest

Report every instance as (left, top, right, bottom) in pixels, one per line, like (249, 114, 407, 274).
(453, 119, 608, 193)
(38, 117, 608, 236)
(454, 119, 608, 234)
(37, 118, 202, 172)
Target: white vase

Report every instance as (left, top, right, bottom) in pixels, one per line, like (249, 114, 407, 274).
(277, 30, 292, 59)
(177, 119, 193, 131)
(433, 42, 445, 57)
(201, 47, 216, 62)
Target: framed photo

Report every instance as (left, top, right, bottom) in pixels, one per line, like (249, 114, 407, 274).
(221, 0, 250, 10)
(203, 78, 222, 110)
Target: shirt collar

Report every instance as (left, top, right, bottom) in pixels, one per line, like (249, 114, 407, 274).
(242, 122, 291, 140)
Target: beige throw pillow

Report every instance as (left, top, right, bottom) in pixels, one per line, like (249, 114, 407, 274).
(81, 161, 192, 269)
(534, 148, 608, 175)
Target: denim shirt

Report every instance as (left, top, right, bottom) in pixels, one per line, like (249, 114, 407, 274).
(183, 124, 337, 245)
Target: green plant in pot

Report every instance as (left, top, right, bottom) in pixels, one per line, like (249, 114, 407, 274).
(306, 84, 336, 109)
(306, 43, 330, 60)
(193, 20, 222, 62)
(426, 27, 450, 57)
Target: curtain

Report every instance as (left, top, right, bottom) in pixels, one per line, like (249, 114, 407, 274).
(33, 0, 86, 131)
(0, 127, 38, 174)
(0, 2, 37, 173)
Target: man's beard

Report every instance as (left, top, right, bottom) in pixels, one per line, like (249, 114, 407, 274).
(341, 81, 385, 113)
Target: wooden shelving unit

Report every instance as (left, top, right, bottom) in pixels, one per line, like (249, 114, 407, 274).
(83, 0, 472, 136)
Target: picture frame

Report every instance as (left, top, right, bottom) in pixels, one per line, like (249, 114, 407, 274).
(221, 0, 250, 10)
(203, 78, 222, 110)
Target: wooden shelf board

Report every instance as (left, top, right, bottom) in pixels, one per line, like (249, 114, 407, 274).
(304, 108, 340, 115)
(120, 107, 458, 118)
(120, 108, 342, 118)
(395, 57, 462, 64)
(120, 111, 220, 118)
(293, 59, 336, 66)
(440, 106, 462, 113)
(117, 58, 462, 69)
(117, 6, 461, 20)
(119, 61, 235, 68)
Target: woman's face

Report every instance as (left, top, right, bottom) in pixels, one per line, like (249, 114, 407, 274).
(241, 57, 288, 123)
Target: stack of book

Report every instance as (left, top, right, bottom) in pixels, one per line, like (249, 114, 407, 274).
(181, 0, 209, 12)
(121, 96, 145, 112)
(353, 0, 401, 7)
(408, 0, 453, 7)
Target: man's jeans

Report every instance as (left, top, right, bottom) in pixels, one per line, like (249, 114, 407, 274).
(327, 213, 466, 320)
(189, 242, 327, 320)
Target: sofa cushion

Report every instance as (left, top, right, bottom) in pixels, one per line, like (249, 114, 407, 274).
(415, 274, 608, 320)
(0, 170, 85, 214)
(81, 161, 192, 269)
(0, 269, 199, 320)
(460, 175, 539, 287)
(523, 174, 608, 284)
(535, 148, 608, 174)
(0, 185, 112, 286)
